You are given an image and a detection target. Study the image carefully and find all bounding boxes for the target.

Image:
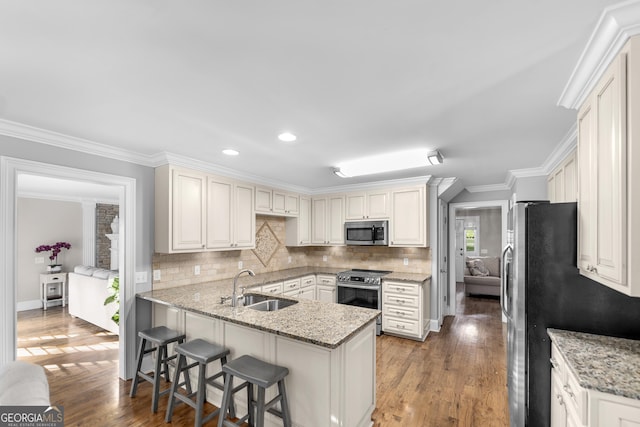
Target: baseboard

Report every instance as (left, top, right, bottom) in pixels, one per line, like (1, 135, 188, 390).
(17, 300, 43, 312)
(430, 319, 440, 333)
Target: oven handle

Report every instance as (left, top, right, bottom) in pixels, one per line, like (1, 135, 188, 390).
(337, 283, 380, 291)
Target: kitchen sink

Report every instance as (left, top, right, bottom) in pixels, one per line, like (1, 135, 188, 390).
(241, 294, 270, 306)
(244, 296, 298, 312)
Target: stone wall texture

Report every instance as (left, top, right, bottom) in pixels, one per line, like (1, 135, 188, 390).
(96, 203, 119, 269)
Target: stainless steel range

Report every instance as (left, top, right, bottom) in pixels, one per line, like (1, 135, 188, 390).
(336, 269, 391, 335)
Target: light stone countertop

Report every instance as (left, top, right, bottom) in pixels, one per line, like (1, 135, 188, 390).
(548, 328, 640, 400)
(384, 272, 431, 283)
(138, 267, 379, 349)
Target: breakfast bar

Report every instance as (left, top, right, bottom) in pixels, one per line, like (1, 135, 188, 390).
(137, 272, 379, 427)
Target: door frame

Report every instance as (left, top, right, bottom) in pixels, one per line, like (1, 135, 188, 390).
(446, 200, 508, 316)
(1, 156, 136, 379)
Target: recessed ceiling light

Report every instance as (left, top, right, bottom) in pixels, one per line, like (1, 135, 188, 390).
(222, 149, 239, 156)
(278, 132, 297, 142)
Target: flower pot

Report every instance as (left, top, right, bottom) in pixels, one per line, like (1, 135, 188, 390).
(47, 265, 62, 273)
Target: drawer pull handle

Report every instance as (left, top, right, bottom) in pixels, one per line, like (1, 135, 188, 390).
(557, 394, 564, 406)
(396, 299, 405, 304)
(270, 289, 278, 293)
(396, 287, 404, 292)
(397, 324, 405, 329)
(563, 385, 574, 398)
(550, 358, 559, 369)
(396, 311, 405, 316)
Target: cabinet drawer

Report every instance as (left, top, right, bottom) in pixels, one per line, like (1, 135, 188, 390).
(261, 282, 283, 295)
(316, 275, 336, 286)
(564, 365, 587, 424)
(383, 316, 420, 336)
(383, 281, 419, 296)
(383, 305, 419, 320)
(284, 279, 301, 292)
(300, 275, 316, 288)
(383, 293, 419, 308)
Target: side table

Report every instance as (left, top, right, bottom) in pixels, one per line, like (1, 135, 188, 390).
(40, 272, 67, 310)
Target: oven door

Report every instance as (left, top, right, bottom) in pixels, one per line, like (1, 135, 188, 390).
(336, 283, 380, 310)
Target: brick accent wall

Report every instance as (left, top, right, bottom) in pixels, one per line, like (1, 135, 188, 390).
(96, 203, 119, 269)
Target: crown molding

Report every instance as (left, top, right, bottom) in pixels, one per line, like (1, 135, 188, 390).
(465, 183, 512, 193)
(311, 175, 433, 195)
(539, 124, 577, 174)
(0, 119, 156, 166)
(558, 0, 640, 109)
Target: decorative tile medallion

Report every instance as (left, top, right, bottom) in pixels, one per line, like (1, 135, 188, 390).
(253, 221, 280, 267)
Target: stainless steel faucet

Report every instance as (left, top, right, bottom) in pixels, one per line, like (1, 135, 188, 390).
(232, 269, 255, 307)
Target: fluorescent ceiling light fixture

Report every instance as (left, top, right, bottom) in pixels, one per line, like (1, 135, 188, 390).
(427, 150, 444, 165)
(222, 149, 239, 156)
(334, 148, 439, 178)
(333, 168, 349, 178)
(278, 132, 297, 142)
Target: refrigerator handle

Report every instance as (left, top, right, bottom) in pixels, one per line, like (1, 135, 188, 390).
(501, 244, 512, 318)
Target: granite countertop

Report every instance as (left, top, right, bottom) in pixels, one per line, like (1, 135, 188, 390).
(548, 328, 640, 400)
(384, 272, 431, 283)
(138, 267, 379, 350)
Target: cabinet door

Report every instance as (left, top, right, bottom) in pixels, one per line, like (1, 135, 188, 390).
(311, 198, 328, 244)
(285, 193, 299, 215)
(298, 287, 316, 300)
(206, 177, 233, 249)
(367, 190, 390, 219)
(327, 196, 345, 244)
(316, 285, 335, 302)
(255, 187, 273, 213)
(273, 190, 287, 214)
(234, 183, 255, 248)
(345, 193, 366, 220)
(593, 53, 627, 286)
(550, 369, 567, 427)
(390, 187, 426, 247)
(578, 100, 597, 274)
(564, 155, 577, 202)
(172, 169, 206, 250)
(594, 398, 640, 427)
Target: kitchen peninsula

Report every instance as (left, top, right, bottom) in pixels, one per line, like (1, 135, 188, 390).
(137, 267, 380, 427)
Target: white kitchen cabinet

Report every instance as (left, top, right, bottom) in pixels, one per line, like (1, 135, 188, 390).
(311, 195, 345, 245)
(550, 338, 640, 427)
(345, 190, 390, 220)
(256, 186, 299, 217)
(316, 274, 336, 303)
(273, 190, 299, 216)
(155, 165, 207, 253)
(156, 165, 255, 253)
(548, 150, 577, 203)
(261, 282, 284, 296)
(206, 176, 255, 250)
(389, 186, 428, 247)
(285, 196, 311, 247)
(283, 278, 301, 297)
(576, 36, 640, 296)
(381, 279, 430, 341)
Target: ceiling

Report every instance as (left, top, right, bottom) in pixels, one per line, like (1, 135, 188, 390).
(0, 0, 622, 190)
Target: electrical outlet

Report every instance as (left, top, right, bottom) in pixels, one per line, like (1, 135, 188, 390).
(403, 258, 409, 266)
(322, 255, 327, 262)
(153, 269, 161, 281)
(35, 257, 44, 264)
(288, 256, 292, 264)
(194, 292, 200, 302)
(135, 271, 147, 283)
(194, 265, 200, 275)
(238, 261, 243, 269)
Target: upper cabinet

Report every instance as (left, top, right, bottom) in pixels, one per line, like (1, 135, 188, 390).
(345, 190, 390, 220)
(577, 36, 640, 296)
(155, 165, 255, 253)
(311, 195, 345, 245)
(285, 196, 311, 247)
(255, 186, 299, 217)
(390, 186, 429, 247)
(548, 151, 577, 203)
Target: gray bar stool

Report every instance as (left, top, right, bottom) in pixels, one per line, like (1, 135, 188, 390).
(130, 326, 186, 413)
(165, 338, 235, 427)
(217, 355, 291, 427)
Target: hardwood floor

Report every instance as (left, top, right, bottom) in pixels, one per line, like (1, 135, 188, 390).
(17, 286, 508, 426)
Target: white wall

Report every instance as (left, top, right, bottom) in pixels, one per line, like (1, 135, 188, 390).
(17, 198, 84, 306)
(456, 207, 502, 257)
(513, 176, 548, 201)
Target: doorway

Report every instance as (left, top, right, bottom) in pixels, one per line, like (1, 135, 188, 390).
(447, 200, 509, 316)
(1, 156, 136, 379)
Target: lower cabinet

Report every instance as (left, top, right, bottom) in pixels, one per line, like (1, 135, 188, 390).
(381, 279, 430, 341)
(550, 341, 640, 427)
(316, 274, 337, 303)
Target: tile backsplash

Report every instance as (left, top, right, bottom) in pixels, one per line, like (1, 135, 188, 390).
(152, 215, 431, 290)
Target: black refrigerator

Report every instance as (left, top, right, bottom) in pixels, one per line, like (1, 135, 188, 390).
(503, 201, 640, 427)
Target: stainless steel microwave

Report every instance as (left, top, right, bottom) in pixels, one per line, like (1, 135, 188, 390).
(344, 220, 389, 246)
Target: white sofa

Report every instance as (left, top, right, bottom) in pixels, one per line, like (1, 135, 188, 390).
(68, 266, 119, 335)
(0, 361, 50, 405)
